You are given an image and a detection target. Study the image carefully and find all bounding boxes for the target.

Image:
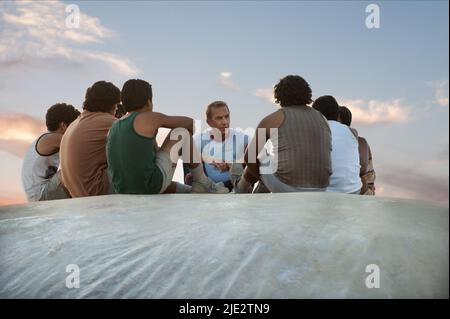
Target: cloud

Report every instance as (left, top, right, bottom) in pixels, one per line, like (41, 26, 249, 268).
(253, 87, 276, 105)
(0, 113, 45, 158)
(428, 80, 449, 107)
(218, 72, 240, 91)
(376, 163, 449, 207)
(339, 98, 410, 125)
(0, 151, 27, 206)
(0, 0, 140, 76)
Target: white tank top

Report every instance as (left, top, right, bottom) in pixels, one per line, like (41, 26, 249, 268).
(21, 134, 60, 201)
(326, 121, 362, 193)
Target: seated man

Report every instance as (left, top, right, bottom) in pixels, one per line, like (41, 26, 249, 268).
(312, 96, 362, 194)
(190, 101, 249, 190)
(233, 75, 332, 193)
(60, 81, 120, 197)
(106, 79, 229, 194)
(21, 103, 80, 201)
(338, 106, 376, 195)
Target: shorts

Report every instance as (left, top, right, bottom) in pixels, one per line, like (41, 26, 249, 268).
(260, 173, 326, 193)
(39, 172, 70, 201)
(156, 151, 176, 194)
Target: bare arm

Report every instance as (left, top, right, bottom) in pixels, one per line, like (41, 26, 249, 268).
(244, 111, 282, 166)
(157, 113, 194, 134)
(134, 112, 194, 137)
(36, 133, 62, 156)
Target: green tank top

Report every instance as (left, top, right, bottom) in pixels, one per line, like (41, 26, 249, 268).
(106, 112, 164, 194)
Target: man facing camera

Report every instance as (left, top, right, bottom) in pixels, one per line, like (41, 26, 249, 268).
(191, 101, 249, 190)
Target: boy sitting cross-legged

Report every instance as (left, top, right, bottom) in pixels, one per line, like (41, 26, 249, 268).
(106, 79, 229, 194)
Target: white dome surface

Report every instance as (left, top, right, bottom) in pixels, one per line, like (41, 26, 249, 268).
(0, 193, 448, 298)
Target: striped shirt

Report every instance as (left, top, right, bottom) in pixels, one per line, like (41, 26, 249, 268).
(273, 106, 332, 188)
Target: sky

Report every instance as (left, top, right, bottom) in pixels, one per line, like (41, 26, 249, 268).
(0, 0, 448, 207)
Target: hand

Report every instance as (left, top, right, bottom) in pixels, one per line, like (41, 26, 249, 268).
(212, 161, 230, 172)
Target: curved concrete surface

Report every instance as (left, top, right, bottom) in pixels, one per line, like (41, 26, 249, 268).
(0, 193, 448, 298)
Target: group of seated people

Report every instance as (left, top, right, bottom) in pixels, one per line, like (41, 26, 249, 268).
(21, 75, 375, 202)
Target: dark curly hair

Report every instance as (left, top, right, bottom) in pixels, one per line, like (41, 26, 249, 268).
(312, 95, 340, 121)
(45, 103, 80, 132)
(274, 75, 313, 107)
(121, 79, 153, 112)
(83, 81, 121, 113)
(339, 106, 352, 126)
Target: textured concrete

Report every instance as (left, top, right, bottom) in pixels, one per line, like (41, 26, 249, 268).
(0, 193, 448, 298)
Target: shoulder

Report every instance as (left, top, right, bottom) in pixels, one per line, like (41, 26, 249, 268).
(39, 132, 62, 144)
(36, 132, 62, 155)
(258, 110, 284, 129)
(135, 111, 168, 125)
(85, 112, 116, 126)
(133, 111, 163, 137)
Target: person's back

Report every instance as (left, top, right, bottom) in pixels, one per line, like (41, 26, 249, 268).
(233, 75, 332, 193)
(274, 106, 331, 188)
(107, 79, 229, 195)
(61, 111, 116, 197)
(326, 120, 362, 193)
(107, 112, 163, 194)
(21, 103, 80, 201)
(60, 81, 120, 197)
(338, 106, 376, 195)
(358, 136, 376, 195)
(312, 96, 362, 194)
(22, 136, 61, 201)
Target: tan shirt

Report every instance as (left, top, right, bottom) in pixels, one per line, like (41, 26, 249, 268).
(60, 111, 116, 197)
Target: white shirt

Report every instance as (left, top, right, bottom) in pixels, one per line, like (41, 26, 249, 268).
(326, 121, 362, 193)
(21, 134, 60, 201)
(193, 128, 249, 183)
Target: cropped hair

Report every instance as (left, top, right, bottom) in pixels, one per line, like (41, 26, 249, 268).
(45, 103, 80, 131)
(312, 95, 340, 121)
(83, 81, 121, 113)
(274, 75, 313, 107)
(121, 79, 153, 112)
(339, 106, 352, 126)
(206, 101, 229, 119)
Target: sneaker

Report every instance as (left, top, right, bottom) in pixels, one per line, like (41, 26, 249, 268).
(192, 179, 230, 194)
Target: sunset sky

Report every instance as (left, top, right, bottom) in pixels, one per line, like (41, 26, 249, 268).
(0, 0, 448, 207)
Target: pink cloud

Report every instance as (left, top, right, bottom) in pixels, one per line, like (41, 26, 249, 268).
(0, 113, 45, 158)
(376, 163, 449, 207)
(339, 98, 410, 125)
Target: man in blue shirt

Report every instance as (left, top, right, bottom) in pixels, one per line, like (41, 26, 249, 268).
(189, 101, 249, 190)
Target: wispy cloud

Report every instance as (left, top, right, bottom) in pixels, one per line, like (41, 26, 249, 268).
(0, 0, 140, 76)
(0, 113, 45, 158)
(428, 80, 449, 107)
(218, 72, 240, 91)
(339, 98, 410, 125)
(376, 162, 449, 207)
(253, 87, 276, 105)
